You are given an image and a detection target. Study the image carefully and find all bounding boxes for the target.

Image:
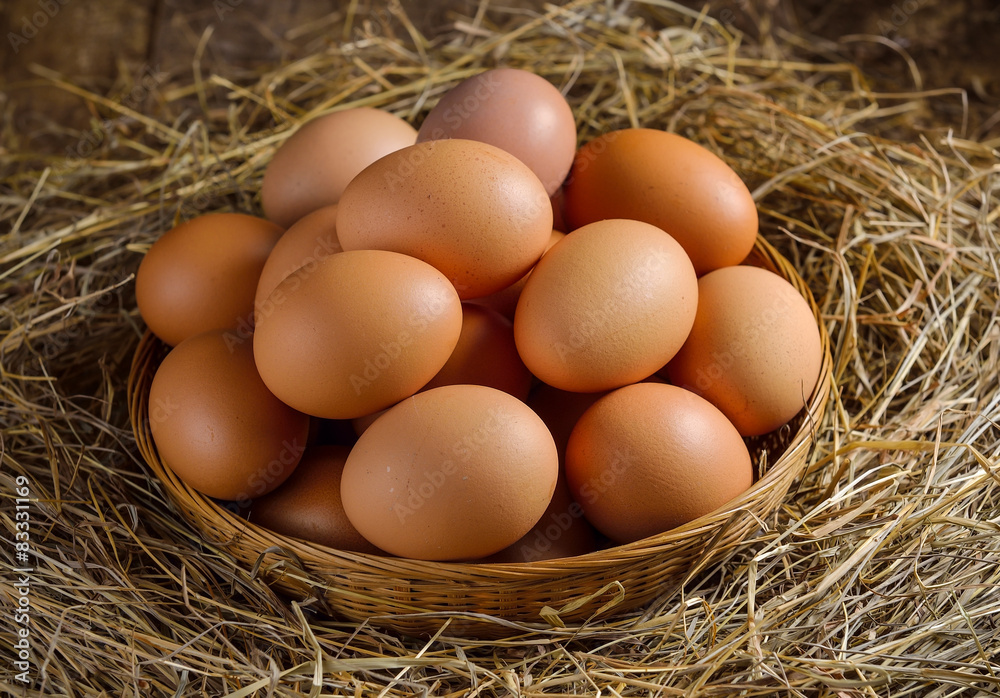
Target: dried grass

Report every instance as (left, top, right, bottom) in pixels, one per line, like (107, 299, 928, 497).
(2, 1, 999, 695)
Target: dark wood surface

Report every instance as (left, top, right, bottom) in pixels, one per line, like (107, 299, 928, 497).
(2, 0, 998, 144)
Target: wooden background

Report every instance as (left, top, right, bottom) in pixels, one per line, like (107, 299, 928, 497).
(2, 0, 998, 147)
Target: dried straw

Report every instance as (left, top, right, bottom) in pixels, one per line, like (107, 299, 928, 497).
(2, 0, 999, 695)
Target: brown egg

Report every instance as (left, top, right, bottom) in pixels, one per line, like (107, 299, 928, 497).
(253, 250, 462, 419)
(350, 408, 386, 438)
(350, 303, 534, 436)
(565, 383, 752, 543)
(526, 383, 607, 458)
(249, 445, 380, 553)
(148, 329, 310, 502)
(136, 213, 282, 347)
(479, 476, 597, 563)
(261, 108, 417, 228)
(563, 128, 758, 275)
(255, 204, 341, 321)
(306, 417, 321, 446)
(340, 385, 559, 560)
(665, 265, 823, 436)
(471, 229, 564, 321)
(421, 303, 532, 400)
(336, 139, 553, 299)
(312, 418, 359, 447)
(416, 68, 577, 195)
(514, 219, 698, 393)
(550, 188, 568, 234)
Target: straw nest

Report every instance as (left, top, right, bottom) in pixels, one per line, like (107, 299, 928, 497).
(2, 1, 999, 695)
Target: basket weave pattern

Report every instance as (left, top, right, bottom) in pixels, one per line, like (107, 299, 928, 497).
(128, 235, 832, 635)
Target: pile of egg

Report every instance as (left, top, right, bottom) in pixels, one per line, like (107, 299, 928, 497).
(137, 68, 822, 562)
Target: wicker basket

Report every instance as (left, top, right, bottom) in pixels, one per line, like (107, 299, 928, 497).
(128, 234, 832, 637)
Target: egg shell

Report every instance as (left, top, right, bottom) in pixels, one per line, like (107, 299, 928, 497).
(526, 383, 608, 459)
(261, 108, 417, 228)
(255, 204, 341, 320)
(479, 475, 598, 563)
(421, 303, 533, 400)
(563, 128, 758, 275)
(550, 188, 568, 233)
(470, 229, 564, 321)
(248, 445, 381, 553)
(136, 213, 283, 347)
(148, 329, 310, 501)
(253, 249, 463, 419)
(340, 385, 559, 561)
(514, 219, 698, 393)
(664, 265, 823, 436)
(416, 68, 577, 195)
(336, 139, 554, 299)
(350, 303, 534, 436)
(565, 382, 753, 543)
